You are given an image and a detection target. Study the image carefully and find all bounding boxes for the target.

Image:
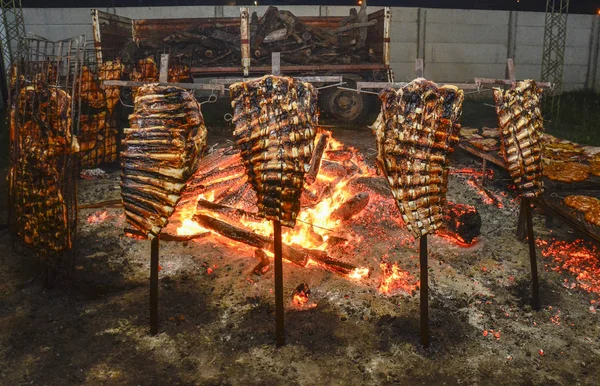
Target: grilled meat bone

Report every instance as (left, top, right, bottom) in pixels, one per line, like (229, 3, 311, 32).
(493, 80, 544, 198)
(121, 84, 207, 238)
(230, 75, 318, 227)
(373, 78, 464, 238)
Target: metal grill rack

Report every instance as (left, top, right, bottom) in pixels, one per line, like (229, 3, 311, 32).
(77, 44, 119, 168)
(539, 190, 600, 243)
(8, 35, 84, 270)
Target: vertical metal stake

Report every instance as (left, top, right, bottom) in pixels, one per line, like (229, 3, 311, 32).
(420, 234, 429, 348)
(273, 220, 285, 347)
(523, 198, 540, 310)
(150, 235, 160, 335)
(481, 158, 488, 186)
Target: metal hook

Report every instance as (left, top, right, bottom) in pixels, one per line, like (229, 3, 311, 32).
(200, 92, 218, 105)
(118, 92, 134, 108)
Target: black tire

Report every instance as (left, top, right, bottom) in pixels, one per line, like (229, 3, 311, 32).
(320, 80, 371, 124)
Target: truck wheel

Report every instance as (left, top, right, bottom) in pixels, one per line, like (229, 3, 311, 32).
(320, 82, 370, 124)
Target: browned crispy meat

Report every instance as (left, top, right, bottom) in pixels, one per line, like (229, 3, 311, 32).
(494, 80, 544, 198)
(372, 78, 464, 238)
(121, 84, 207, 238)
(229, 75, 318, 228)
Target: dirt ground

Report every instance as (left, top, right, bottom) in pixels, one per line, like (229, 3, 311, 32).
(1, 122, 600, 386)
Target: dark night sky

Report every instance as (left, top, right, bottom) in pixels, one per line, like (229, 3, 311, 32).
(20, 1, 598, 14)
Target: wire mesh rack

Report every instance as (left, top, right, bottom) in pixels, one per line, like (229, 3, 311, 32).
(8, 35, 84, 266)
(77, 43, 120, 168)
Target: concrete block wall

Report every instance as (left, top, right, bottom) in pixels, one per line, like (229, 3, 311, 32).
(21, 6, 600, 92)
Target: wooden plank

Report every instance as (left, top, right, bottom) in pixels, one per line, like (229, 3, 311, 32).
(415, 58, 424, 78)
(103, 80, 225, 93)
(159, 54, 169, 83)
(476, 77, 552, 88)
(507, 58, 516, 84)
(211, 76, 341, 84)
(240, 7, 250, 77)
(382, 7, 392, 67)
(357, 81, 479, 91)
(272, 52, 281, 76)
(458, 141, 507, 169)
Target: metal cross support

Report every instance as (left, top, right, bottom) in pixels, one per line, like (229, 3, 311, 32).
(102, 54, 226, 95)
(522, 197, 541, 310)
(273, 220, 285, 347)
(419, 234, 429, 348)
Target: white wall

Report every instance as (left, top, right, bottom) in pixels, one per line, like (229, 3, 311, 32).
(22, 6, 600, 92)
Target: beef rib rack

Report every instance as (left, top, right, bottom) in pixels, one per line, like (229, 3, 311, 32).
(493, 80, 544, 198)
(121, 84, 207, 238)
(229, 75, 318, 228)
(372, 78, 464, 238)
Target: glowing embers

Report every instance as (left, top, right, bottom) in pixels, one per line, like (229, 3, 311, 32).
(537, 238, 600, 302)
(465, 178, 505, 208)
(87, 210, 109, 224)
(378, 262, 419, 295)
(291, 282, 317, 309)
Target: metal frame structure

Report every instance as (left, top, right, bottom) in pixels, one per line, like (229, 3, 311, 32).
(0, 0, 26, 74)
(541, 0, 570, 120)
(9, 35, 84, 285)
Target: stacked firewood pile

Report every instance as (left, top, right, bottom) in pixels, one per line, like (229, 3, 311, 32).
(138, 25, 241, 68)
(250, 6, 377, 66)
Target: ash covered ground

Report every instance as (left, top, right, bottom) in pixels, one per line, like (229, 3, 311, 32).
(1, 125, 600, 385)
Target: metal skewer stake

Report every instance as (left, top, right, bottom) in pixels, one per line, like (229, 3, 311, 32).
(150, 235, 160, 335)
(273, 220, 285, 347)
(523, 197, 540, 310)
(420, 234, 429, 348)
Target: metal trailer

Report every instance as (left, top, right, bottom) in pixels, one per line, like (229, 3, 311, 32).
(91, 7, 393, 123)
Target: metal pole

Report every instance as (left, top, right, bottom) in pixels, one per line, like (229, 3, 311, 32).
(523, 198, 540, 310)
(419, 234, 429, 348)
(150, 235, 160, 335)
(273, 220, 285, 347)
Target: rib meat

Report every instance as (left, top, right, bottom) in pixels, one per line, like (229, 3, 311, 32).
(373, 78, 464, 238)
(10, 82, 76, 253)
(493, 80, 544, 198)
(229, 75, 318, 227)
(121, 84, 207, 238)
(97, 59, 125, 115)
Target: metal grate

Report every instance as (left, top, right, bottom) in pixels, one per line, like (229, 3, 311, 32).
(540, 190, 600, 242)
(541, 0, 570, 121)
(8, 35, 84, 263)
(78, 44, 119, 168)
(0, 0, 26, 77)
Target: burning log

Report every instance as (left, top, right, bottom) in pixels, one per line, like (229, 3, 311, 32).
(325, 149, 353, 162)
(331, 192, 370, 221)
(305, 132, 329, 185)
(442, 202, 481, 244)
(193, 213, 308, 266)
(196, 198, 262, 221)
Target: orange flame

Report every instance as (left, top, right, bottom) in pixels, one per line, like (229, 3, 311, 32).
(176, 136, 375, 255)
(378, 262, 418, 295)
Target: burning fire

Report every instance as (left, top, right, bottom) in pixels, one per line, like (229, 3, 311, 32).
(291, 282, 317, 309)
(176, 136, 376, 268)
(348, 267, 370, 280)
(378, 262, 419, 295)
(87, 210, 109, 224)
